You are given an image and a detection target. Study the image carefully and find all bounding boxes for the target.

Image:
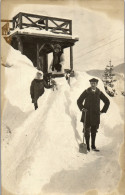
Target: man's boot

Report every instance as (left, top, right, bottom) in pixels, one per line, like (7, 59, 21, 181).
(85, 135, 90, 152)
(91, 133, 100, 152)
(34, 102, 38, 110)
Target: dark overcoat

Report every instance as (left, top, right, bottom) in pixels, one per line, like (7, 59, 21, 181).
(77, 87, 110, 128)
(30, 79, 45, 103)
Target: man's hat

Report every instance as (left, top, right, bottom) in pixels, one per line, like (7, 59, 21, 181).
(89, 78, 99, 83)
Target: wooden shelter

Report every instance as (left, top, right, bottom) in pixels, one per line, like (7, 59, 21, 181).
(2, 12, 79, 76)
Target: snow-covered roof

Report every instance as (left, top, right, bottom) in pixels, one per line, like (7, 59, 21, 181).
(9, 27, 79, 40)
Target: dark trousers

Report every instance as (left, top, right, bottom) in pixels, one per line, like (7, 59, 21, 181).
(83, 125, 97, 149)
(34, 102, 38, 110)
(32, 98, 38, 110)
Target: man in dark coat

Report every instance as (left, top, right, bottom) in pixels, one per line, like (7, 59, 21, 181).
(30, 72, 52, 110)
(77, 78, 110, 152)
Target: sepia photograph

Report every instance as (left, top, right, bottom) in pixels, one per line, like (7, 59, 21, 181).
(1, 0, 124, 195)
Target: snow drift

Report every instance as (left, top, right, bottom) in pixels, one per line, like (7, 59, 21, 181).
(1, 40, 124, 195)
(2, 37, 39, 112)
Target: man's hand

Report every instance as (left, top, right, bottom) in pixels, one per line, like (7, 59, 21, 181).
(81, 108, 88, 112)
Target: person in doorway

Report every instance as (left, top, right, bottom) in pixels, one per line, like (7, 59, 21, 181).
(30, 72, 52, 110)
(49, 44, 65, 76)
(77, 78, 110, 152)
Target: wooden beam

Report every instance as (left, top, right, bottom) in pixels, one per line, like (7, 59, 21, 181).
(44, 54, 48, 73)
(13, 13, 20, 20)
(1, 20, 13, 22)
(50, 19, 68, 34)
(69, 21, 72, 35)
(24, 15, 43, 30)
(16, 36, 23, 53)
(21, 12, 71, 23)
(39, 43, 45, 53)
(21, 23, 69, 32)
(12, 19, 15, 30)
(45, 19, 48, 31)
(37, 43, 40, 69)
(19, 13, 23, 29)
(22, 23, 45, 29)
(70, 46, 73, 70)
(51, 21, 69, 33)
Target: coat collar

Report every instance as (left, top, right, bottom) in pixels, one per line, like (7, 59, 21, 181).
(87, 87, 100, 94)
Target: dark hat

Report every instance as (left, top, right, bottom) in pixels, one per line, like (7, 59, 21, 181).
(89, 78, 99, 83)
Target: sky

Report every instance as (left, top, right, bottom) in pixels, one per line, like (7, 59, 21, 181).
(1, 0, 124, 71)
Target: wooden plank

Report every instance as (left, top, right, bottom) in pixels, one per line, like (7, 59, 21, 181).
(13, 32, 78, 44)
(37, 43, 40, 69)
(50, 19, 68, 34)
(21, 12, 71, 22)
(16, 36, 23, 53)
(49, 27, 69, 31)
(12, 19, 16, 30)
(69, 21, 72, 35)
(13, 13, 20, 21)
(44, 54, 48, 73)
(1, 20, 13, 22)
(50, 21, 69, 32)
(24, 15, 43, 30)
(22, 23, 45, 29)
(15, 20, 18, 28)
(13, 23, 70, 31)
(70, 46, 73, 70)
(39, 43, 45, 52)
(45, 19, 48, 31)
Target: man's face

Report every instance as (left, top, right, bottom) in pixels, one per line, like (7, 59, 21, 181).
(54, 48, 60, 53)
(90, 82, 98, 89)
(37, 73, 43, 80)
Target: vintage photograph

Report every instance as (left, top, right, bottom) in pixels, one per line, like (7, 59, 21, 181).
(1, 0, 124, 195)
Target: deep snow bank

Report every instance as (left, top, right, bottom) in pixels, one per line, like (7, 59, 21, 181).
(2, 72, 123, 195)
(2, 41, 123, 195)
(2, 38, 39, 112)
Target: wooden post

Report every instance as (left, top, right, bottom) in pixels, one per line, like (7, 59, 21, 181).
(45, 18, 48, 31)
(13, 19, 15, 30)
(45, 54, 48, 72)
(37, 43, 40, 70)
(69, 20, 72, 35)
(70, 46, 73, 70)
(43, 54, 48, 73)
(19, 13, 22, 29)
(17, 36, 23, 54)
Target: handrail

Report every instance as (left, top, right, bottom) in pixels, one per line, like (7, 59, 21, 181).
(2, 12, 72, 36)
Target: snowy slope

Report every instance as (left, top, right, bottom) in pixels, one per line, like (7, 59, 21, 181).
(87, 64, 125, 95)
(1, 41, 124, 195)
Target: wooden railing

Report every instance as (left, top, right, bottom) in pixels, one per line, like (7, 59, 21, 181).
(11, 12, 72, 35)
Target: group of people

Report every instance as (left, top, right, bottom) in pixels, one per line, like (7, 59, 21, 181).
(30, 74, 110, 152)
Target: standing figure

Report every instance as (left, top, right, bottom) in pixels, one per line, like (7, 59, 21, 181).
(30, 72, 52, 110)
(48, 44, 65, 77)
(77, 78, 110, 152)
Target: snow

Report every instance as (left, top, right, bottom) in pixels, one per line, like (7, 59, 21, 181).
(1, 36, 124, 195)
(9, 27, 79, 40)
(3, 38, 39, 112)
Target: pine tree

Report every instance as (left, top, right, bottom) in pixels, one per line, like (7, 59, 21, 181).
(102, 60, 117, 96)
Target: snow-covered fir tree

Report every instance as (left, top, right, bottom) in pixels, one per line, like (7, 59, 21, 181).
(102, 60, 117, 97)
